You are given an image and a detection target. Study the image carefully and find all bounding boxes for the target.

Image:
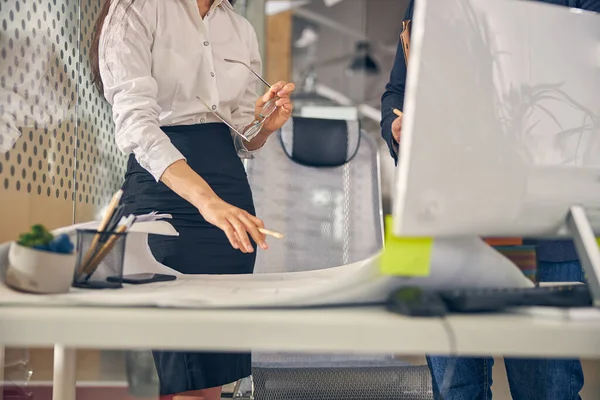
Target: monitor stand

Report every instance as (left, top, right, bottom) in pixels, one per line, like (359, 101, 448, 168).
(567, 206, 600, 307)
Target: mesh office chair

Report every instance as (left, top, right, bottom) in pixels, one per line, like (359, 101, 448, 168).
(244, 117, 433, 400)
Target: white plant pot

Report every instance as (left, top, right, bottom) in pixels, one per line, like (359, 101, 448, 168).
(6, 242, 77, 294)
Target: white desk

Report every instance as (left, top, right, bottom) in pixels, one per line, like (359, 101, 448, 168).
(1, 305, 600, 400)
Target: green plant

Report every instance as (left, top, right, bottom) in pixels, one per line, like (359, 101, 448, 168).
(18, 225, 54, 248)
(17, 225, 74, 254)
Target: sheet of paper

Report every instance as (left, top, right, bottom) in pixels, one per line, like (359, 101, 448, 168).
(0, 213, 532, 309)
(0, 232, 533, 309)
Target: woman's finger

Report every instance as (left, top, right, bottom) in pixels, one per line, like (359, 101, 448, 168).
(282, 102, 293, 112)
(262, 82, 285, 102)
(228, 216, 254, 253)
(275, 97, 292, 108)
(270, 81, 287, 94)
(262, 89, 275, 103)
(248, 214, 265, 229)
(220, 221, 239, 250)
(239, 213, 267, 250)
(276, 82, 296, 97)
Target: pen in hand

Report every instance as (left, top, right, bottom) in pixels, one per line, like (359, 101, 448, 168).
(259, 228, 284, 239)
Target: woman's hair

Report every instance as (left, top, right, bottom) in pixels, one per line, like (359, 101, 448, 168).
(90, 0, 115, 94)
(90, 0, 237, 93)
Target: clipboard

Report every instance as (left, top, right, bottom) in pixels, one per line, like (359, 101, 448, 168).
(400, 19, 412, 65)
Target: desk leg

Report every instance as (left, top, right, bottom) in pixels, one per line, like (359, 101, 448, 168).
(52, 346, 76, 400)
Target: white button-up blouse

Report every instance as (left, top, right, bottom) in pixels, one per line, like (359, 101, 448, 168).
(99, 0, 261, 181)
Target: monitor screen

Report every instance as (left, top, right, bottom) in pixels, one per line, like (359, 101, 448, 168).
(393, 0, 600, 237)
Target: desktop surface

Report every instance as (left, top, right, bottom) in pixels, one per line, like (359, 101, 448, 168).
(0, 304, 599, 358)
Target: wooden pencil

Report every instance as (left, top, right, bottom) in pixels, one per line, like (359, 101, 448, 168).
(81, 223, 129, 278)
(392, 108, 403, 118)
(259, 228, 284, 239)
(78, 190, 123, 275)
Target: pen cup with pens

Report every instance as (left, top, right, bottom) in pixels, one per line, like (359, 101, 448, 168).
(72, 228, 128, 289)
(72, 189, 133, 289)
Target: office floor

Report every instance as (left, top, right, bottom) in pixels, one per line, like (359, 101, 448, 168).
(3, 351, 600, 399)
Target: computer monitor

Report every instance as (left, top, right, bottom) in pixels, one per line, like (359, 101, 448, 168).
(393, 0, 600, 239)
(392, 0, 600, 304)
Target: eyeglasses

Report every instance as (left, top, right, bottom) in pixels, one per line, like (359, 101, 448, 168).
(197, 59, 279, 142)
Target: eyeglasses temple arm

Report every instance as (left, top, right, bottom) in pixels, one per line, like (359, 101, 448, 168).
(224, 58, 272, 88)
(196, 97, 250, 142)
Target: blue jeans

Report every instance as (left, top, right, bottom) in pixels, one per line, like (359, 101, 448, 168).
(427, 261, 585, 400)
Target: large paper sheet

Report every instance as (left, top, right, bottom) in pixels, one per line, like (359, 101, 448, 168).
(0, 217, 532, 309)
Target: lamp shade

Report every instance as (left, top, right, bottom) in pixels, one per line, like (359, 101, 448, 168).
(346, 42, 379, 75)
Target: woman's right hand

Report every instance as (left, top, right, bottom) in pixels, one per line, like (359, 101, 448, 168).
(198, 196, 267, 253)
(160, 160, 267, 253)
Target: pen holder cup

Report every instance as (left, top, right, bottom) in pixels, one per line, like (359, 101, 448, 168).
(73, 229, 128, 289)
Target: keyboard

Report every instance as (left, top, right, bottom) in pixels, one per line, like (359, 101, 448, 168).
(438, 284, 592, 313)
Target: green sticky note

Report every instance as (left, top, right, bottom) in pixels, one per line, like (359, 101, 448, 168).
(597, 238, 600, 248)
(380, 215, 433, 276)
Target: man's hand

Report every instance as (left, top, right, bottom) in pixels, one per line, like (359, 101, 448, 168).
(391, 112, 403, 143)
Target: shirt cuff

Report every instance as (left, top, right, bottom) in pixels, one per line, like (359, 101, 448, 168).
(233, 131, 264, 159)
(136, 141, 186, 182)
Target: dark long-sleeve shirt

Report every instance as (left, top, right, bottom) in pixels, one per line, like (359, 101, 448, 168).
(381, 0, 600, 262)
(380, 1, 414, 162)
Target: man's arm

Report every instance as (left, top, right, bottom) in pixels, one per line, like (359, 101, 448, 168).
(380, 1, 414, 163)
(380, 39, 406, 163)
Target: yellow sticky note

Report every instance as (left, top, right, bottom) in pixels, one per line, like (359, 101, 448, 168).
(380, 215, 432, 276)
(597, 238, 600, 248)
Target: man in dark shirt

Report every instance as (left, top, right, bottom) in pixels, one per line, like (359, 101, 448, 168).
(381, 1, 600, 399)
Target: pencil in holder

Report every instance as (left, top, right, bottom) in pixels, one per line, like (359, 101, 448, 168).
(73, 229, 128, 289)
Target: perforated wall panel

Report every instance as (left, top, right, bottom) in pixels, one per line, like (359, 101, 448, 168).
(0, 0, 79, 199)
(76, 0, 126, 217)
(0, 0, 125, 241)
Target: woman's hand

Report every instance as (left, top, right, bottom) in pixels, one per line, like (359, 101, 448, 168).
(160, 160, 267, 253)
(256, 81, 295, 134)
(198, 196, 267, 253)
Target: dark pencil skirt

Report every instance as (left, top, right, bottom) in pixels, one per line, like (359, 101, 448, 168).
(120, 123, 256, 396)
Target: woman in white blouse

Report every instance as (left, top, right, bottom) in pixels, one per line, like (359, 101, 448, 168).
(90, 0, 294, 399)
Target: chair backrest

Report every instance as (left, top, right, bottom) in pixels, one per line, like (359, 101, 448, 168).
(247, 122, 399, 368)
(247, 117, 383, 274)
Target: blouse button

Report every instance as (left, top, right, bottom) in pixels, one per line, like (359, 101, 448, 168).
(210, 72, 215, 77)
(204, 41, 210, 46)
(200, 118, 206, 123)
(212, 105, 217, 110)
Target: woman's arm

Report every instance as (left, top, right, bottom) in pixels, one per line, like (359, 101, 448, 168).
(231, 22, 295, 154)
(99, 0, 266, 252)
(100, 0, 184, 182)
